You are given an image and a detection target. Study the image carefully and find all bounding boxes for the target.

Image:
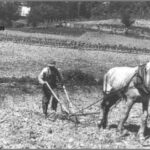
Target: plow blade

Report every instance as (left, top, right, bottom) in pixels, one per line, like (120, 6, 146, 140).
(46, 82, 79, 123)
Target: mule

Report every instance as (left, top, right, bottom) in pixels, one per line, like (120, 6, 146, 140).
(98, 62, 150, 141)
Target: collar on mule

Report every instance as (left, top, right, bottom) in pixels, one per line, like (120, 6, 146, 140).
(135, 63, 150, 95)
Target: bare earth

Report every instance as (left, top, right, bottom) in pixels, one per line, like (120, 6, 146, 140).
(0, 40, 150, 148)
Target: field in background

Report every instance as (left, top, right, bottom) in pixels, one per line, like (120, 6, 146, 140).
(1, 20, 150, 148)
(2, 27, 150, 54)
(1, 41, 150, 79)
(76, 19, 150, 28)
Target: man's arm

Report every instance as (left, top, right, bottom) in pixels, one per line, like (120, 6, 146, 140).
(38, 67, 48, 85)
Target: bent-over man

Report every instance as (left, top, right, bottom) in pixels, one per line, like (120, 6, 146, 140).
(38, 60, 64, 118)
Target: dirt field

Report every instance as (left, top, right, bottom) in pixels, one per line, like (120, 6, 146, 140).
(1, 37, 150, 149)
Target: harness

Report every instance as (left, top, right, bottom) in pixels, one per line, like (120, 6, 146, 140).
(135, 64, 150, 95)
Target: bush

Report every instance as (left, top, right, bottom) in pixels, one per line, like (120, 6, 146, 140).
(121, 9, 134, 34)
(63, 69, 97, 85)
(0, 76, 38, 85)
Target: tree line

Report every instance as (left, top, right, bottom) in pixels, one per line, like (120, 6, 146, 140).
(27, 1, 150, 27)
(1, 1, 150, 27)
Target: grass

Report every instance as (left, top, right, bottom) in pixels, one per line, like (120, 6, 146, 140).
(1, 41, 150, 79)
(9, 26, 87, 37)
(1, 40, 150, 81)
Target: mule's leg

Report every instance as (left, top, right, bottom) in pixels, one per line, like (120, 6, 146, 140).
(98, 94, 119, 128)
(98, 104, 109, 128)
(117, 98, 134, 133)
(138, 99, 149, 141)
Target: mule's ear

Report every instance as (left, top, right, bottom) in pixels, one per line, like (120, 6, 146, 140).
(138, 64, 147, 78)
(138, 65, 142, 77)
(146, 62, 150, 71)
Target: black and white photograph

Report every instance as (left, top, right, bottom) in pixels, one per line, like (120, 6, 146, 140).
(1, 0, 150, 148)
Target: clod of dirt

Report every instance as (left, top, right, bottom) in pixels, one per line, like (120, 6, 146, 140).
(68, 137, 74, 143)
(37, 122, 42, 126)
(29, 131, 37, 139)
(0, 145, 3, 149)
(47, 128, 53, 134)
(69, 116, 80, 124)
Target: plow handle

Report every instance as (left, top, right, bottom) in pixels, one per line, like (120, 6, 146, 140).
(63, 85, 76, 113)
(45, 82, 70, 114)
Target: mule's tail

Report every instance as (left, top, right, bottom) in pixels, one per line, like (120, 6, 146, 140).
(103, 73, 112, 95)
(102, 73, 121, 109)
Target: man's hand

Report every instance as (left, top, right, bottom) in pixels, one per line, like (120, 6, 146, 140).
(43, 81, 47, 85)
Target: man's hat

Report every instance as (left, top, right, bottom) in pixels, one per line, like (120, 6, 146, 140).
(48, 60, 56, 67)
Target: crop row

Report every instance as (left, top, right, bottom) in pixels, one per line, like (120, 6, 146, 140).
(0, 33, 150, 55)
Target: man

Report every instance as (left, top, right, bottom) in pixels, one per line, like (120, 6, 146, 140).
(38, 60, 64, 118)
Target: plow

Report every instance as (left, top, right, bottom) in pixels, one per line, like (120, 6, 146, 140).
(45, 82, 101, 124)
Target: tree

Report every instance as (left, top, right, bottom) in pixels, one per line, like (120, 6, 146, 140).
(0, 2, 20, 26)
(79, 2, 91, 19)
(67, 2, 78, 19)
(27, 2, 68, 27)
(27, 5, 43, 27)
(121, 9, 135, 34)
(91, 2, 110, 19)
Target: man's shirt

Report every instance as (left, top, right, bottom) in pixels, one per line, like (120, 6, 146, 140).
(38, 66, 63, 88)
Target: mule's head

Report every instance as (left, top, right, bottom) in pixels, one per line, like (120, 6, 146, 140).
(144, 62, 150, 91)
(146, 61, 150, 70)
